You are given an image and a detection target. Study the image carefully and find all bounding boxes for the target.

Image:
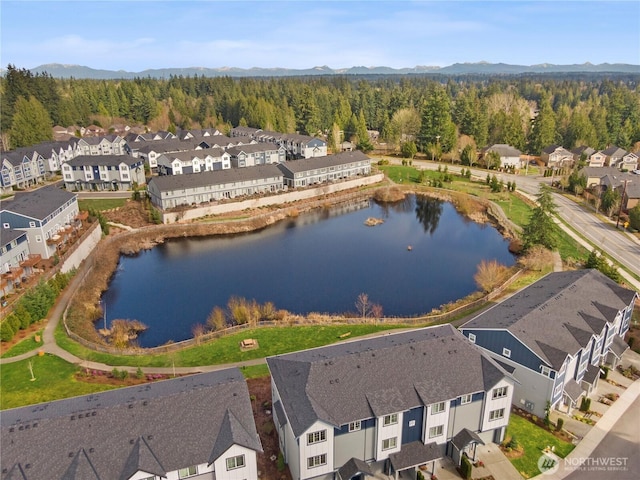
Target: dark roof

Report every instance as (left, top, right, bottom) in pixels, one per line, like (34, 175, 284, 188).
(564, 379, 583, 402)
(226, 143, 283, 156)
(159, 148, 227, 163)
(582, 364, 600, 385)
(1, 229, 27, 247)
(462, 270, 637, 368)
(0, 368, 262, 480)
(267, 324, 511, 437)
(451, 428, 485, 450)
(66, 155, 139, 168)
(609, 335, 630, 359)
(542, 144, 564, 154)
(337, 457, 374, 480)
(389, 441, 442, 471)
(485, 144, 522, 157)
(277, 151, 370, 174)
(273, 400, 287, 428)
(578, 166, 624, 179)
(1, 186, 76, 221)
(137, 138, 206, 154)
(601, 145, 627, 157)
(571, 146, 595, 156)
(149, 164, 283, 192)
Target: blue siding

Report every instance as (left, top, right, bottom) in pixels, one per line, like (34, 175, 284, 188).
(450, 392, 483, 407)
(334, 418, 375, 437)
(551, 371, 565, 404)
(0, 211, 40, 228)
(461, 329, 546, 372)
(402, 407, 423, 445)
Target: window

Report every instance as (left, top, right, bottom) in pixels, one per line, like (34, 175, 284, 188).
(502, 348, 511, 358)
(178, 466, 198, 478)
(307, 454, 327, 469)
(140, 477, 156, 480)
(540, 366, 551, 377)
(307, 429, 326, 445)
(554, 384, 562, 397)
(226, 454, 245, 470)
(431, 402, 445, 414)
(489, 408, 505, 421)
(460, 394, 472, 405)
(383, 413, 398, 426)
(348, 421, 361, 432)
(468, 333, 476, 343)
(429, 425, 444, 438)
(492, 387, 508, 399)
(382, 437, 397, 450)
(35, 235, 42, 243)
(29, 221, 36, 228)
(2, 223, 9, 229)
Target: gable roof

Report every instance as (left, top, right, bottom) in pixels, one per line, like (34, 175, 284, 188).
(277, 151, 370, 175)
(149, 164, 283, 192)
(1, 368, 262, 480)
(1, 186, 76, 221)
(601, 145, 627, 157)
(485, 144, 522, 157)
(267, 324, 511, 437)
(462, 270, 637, 368)
(66, 155, 140, 168)
(1, 229, 28, 247)
(226, 143, 284, 156)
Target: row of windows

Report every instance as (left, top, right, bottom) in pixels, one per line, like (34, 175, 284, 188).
(492, 386, 508, 399)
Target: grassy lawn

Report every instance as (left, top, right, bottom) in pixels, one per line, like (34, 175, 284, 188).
(494, 195, 532, 229)
(505, 414, 575, 479)
(239, 363, 270, 379)
(1, 330, 43, 358)
(78, 198, 127, 212)
(56, 322, 404, 367)
(0, 355, 115, 410)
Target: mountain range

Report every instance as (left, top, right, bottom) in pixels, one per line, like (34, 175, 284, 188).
(19, 62, 640, 79)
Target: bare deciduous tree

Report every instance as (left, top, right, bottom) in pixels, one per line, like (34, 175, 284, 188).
(192, 323, 206, 345)
(474, 260, 508, 293)
(207, 306, 227, 331)
(355, 293, 371, 319)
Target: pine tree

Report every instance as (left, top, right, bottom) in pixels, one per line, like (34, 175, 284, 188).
(419, 84, 457, 153)
(522, 184, 559, 251)
(9, 96, 53, 148)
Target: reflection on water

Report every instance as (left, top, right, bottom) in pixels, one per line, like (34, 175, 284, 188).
(101, 195, 515, 347)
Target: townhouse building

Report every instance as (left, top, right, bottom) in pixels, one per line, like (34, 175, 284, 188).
(0, 151, 47, 193)
(0, 186, 79, 260)
(0, 229, 41, 295)
(157, 148, 232, 175)
(227, 144, 286, 168)
(460, 269, 637, 418)
(267, 324, 515, 480)
(147, 164, 284, 210)
(74, 135, 127, 156)
(278, 151, 371, 188)
(0, 368, 263, 480)
(62, 155, 145, 191)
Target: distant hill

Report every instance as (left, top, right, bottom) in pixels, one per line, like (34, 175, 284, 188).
(20, 62, 640, 79)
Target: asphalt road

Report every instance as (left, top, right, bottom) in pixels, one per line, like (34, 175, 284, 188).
(563, 395, 640, 480)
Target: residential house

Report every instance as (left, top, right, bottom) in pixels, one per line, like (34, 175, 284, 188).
(230, 126, 262, 138)
(278, 151, 371, 188)
(281, 134, 327, 159)
(588, 150, 607, 167)
(601, 146, 627, 168)
(601, 173, 640, 211)
(147, 164, 284, 210)
(156, 148, 231, 175)
(0, 186, 79, 259)
(62, 155, 145, 191)
(0, 151, 47, 193)
(268, 324, 514, 480)
(135, 139, 211, 169)
(74, 135, 127, 156)
(460, 270, 637, 418)
(226, 143, 286, 168)
(483, 144, 523, 169)
(571, 146, 596, 164)
(620, 151, 639, 172)
(0, 229, 31, 295)
(540, 145, 574, 169)
(577, 166, 622, 188)
(0, 368, 263, 480)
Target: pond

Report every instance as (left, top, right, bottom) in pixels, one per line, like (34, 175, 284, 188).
(100, 195, 515, 347)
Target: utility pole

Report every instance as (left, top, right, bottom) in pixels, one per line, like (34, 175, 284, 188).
(616, 179, 631, 228)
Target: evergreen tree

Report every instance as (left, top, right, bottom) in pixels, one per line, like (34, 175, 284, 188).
(528, 94, 557, 154)
(9, 96, 53, 148)
(419, 84, 456, 153)
(522, 184, 559, 251)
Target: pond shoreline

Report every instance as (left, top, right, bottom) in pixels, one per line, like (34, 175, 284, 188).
(66, 184, 520, 346)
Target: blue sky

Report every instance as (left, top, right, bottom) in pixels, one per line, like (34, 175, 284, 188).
(2, 1, 639, 70)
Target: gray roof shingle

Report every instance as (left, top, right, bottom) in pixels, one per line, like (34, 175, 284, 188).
(1, 186, 76, 221)
(267, 324, 510, 437)
(66, 155, 139, 168)
(462, 270, 637, 368)
(1, 369, 262, 480)
(277, 151, 369, 174)
(149, 165, 283, 192)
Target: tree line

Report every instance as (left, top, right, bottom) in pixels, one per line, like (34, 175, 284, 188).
(2, 64, 639, 155)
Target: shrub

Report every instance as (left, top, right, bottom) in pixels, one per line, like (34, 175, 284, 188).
(460, 456, 472, 480)
(277, 452, 285, 472)
(136, 367, 144, 379)
(579, 397, 591, 412)
(600, 366, 609, 379)
(0, 319, 16, 342)
(507, 435, 519, 449)
(556, 418, 564, 432)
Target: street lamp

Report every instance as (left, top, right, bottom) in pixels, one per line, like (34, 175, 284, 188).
(436, 135, 441, 162)
(616, 179, 632, 229)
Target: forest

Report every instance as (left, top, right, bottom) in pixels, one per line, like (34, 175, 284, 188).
(1, 64, 639, 157)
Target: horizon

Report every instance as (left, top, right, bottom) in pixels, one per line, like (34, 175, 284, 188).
(2, 1, 639, 71)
